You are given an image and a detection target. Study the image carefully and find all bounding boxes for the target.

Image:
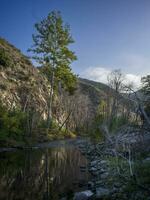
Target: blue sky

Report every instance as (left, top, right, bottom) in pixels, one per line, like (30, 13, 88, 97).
(0, 0, 150, 87)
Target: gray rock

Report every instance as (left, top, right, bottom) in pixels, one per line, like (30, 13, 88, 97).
(95, 180, 102, 186)
(99, 168, 106, 174)
(89, 167, 97, 172)
(95, 187, 110, 199)
(79, 144, 85, 149)
(101, 172, 109, 179)
(113, 182, 122, 189)
(92, 170, 100, 176)
(90, 160, 99, 167)
(87, 151, 91, 155)
(74, 190, 93, 200)
(100, 160, 107, 164)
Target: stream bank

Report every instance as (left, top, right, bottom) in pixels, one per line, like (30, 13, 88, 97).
(74, 127, 150, 200)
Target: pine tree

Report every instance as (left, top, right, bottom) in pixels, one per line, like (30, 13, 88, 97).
(29, 11, 77, 129)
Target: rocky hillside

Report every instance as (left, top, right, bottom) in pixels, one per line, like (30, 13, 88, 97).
(0, 38, 49, 120)
(1, 38, 130, 134)
(0, 38, 115, 129)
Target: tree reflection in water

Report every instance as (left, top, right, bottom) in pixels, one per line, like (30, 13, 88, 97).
(0, 146, 90, 200)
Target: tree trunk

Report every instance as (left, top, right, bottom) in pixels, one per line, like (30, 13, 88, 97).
(47, 70, 54, 130)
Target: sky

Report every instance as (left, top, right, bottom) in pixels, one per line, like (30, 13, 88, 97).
(0, 0, 150, 88)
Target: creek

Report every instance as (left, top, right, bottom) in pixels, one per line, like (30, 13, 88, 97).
(0, 139, 91, 200)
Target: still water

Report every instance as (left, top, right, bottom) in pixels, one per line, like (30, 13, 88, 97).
(0, 141, 91, 200)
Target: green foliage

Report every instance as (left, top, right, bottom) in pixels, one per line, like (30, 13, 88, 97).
(89, 126, 105, 142)
(29, 10, 77, 94)
(0, 38, 6, 46)
(109, 116, 129, 132)
(134, 162, 150, 187)
(0, 48, 13, 67)
(0, 83, 7, 90)
(122, 162, 150, 199)
(29, 10, 77, 68)
(22, 55, 32, 65)
(97, 100, 107, 118)
(0, 102, 26, 144)
(87, 100, 107, 141)
(39, 65, 77, 94)
(89, 115, 105, 142)
(106, 152, 150, 200)
(55, 65, 77, 94)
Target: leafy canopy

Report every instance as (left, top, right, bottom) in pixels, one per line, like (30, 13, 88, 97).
(29, 11, 77, 93)
(0, 48, 13, 67)
(0, 102, 26, 139)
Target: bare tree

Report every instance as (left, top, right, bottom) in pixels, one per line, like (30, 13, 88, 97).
(107, 69, 125, 127)
(123, 84, 150, 127)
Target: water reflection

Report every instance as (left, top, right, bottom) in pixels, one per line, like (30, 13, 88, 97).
(0, 146, 90, 200)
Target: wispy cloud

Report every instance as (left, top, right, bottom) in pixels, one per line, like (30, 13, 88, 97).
(117, 53, 150, 75)
(80, 66, 142, 89)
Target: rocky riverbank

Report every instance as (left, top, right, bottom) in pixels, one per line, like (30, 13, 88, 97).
(73, 127, 150, 200)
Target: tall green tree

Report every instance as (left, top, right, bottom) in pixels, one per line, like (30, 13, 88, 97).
(29, 11, 77, 129)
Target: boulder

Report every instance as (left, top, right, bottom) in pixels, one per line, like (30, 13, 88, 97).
(74, 190, 93, 200)
(95, 187, 110, 199)
(89, 167, 97, 172)
(99, 160, 107, 164)
(90, 160, 99, 167)
(101, 172, 109, 179)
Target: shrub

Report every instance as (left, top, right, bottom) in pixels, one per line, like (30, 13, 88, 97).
(23, 55, 32, 65)
(89, 115, 105, 142)
(110, 116, 129, 132)
(0, 83, 7, 90)
(0, 48, 13, 67)
(0, 103, 26, 142)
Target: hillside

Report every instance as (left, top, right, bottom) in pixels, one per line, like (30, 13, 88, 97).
(0, 38, 49, 120)
(0, 38, 110, 111)
(78, 78, 108, 117)
(0, 38, 116, 133)
(79, 78, 111, 93)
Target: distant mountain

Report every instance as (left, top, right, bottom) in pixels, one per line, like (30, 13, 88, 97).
(78, 78, 110, 112)
(79, 78, 110, 93)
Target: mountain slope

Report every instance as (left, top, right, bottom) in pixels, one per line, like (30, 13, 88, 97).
(0, 37, 49, 120)
(78, 78, 108, 112)
(0, 38, 119, 134)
